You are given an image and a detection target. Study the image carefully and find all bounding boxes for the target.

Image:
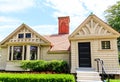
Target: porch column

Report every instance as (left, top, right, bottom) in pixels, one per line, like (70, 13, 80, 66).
(26, 45, 30, 60)
(7, 46, 10, 61)
(22, 45, 24, 60)
(39, 46, 42, 59)
(11, 46, 14, 60)
(37, 46, 40, 60)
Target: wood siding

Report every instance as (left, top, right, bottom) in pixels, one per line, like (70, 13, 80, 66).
(70, 39, 119, 73)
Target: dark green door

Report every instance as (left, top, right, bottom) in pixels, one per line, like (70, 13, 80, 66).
(78, 42, 91, 67)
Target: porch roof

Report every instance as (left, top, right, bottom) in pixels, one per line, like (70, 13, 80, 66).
(44, 34, 70, 51)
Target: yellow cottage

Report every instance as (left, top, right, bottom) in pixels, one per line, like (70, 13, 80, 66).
(0, 14, 120, 80)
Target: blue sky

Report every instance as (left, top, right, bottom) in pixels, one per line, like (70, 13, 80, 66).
(0, 0, 119, 41)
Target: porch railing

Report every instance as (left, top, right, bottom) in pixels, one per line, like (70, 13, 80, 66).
(94, 58, 110, 82)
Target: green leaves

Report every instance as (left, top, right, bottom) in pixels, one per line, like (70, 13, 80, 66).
(105, 1, 120, 31)
(21, 60, 70, 73)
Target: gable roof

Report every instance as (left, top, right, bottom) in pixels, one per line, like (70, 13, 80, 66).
(0, 24, 51, 45)
(44, 34, 70, 52)
(69, 14, 120, 40)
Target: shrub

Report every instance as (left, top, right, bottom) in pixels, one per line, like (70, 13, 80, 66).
(0, 73, 75, 82)
(21, 60, 47, 71)
(21, 60, 70, 73)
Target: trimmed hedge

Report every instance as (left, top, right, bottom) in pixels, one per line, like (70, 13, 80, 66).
(21, 60, 70, 73)
(0, 73, 75, 82)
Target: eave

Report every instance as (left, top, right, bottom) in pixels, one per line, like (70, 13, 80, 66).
(69, 35, 119, 41)
(48, 50, 70, 54)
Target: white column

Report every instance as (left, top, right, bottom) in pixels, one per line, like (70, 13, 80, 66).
(11, 46, 14, 61)
(7, 46, 10, 61)
(22, 45, 24, 60)
(40, 47, 42, 59)
(37, 46, 40, 60)
(26, 45, 30, 60)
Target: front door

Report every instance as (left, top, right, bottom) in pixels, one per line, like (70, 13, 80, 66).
(78, 42, 91, 67)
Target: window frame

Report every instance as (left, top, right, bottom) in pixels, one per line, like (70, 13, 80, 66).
(13, 46, 22, 60)
(18, 34, 24, 38)
(25, 33, 31, 38)
(101, 41, 111, 49)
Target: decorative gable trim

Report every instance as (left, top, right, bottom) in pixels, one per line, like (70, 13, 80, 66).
(69, 14, 120, 40)
(0, 24, 51, 45)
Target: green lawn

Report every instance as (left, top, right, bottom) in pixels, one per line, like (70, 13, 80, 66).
(107, 79, 120, 82)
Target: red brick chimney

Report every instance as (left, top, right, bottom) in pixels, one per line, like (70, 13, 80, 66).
(58, 16, 70, 34)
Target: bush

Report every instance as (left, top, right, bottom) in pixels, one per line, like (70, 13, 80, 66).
(0, 73, 75, 82)
(21, 60, 47, 71)
(21, 60, 70, 73)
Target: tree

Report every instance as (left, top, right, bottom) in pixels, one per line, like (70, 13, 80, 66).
(104, 1, 120, 31)
(104, 1, 120, 62)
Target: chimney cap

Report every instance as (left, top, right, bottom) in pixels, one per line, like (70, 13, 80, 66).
(58, 16, 69, 19)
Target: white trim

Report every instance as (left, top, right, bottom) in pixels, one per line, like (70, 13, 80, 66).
(26, 45, 30, 60)
(22, 45, 24, 60)
(11, 46, 14, 61)
(7, 46, 10, 61)
(37, 46, 40, 60)
(99, 39, 113, 51)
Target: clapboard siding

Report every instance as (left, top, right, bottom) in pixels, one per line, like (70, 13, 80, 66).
(70, 38, 119, 73)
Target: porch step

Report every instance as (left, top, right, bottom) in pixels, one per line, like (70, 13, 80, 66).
(77, 67, 95, 71)
(76, 68, 102, 82)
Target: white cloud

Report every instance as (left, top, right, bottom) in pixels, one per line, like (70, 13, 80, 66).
(33, 25, 58, 35)
(0, 16, 20, 23)
(45, 0, 120, 33)
(80, 0, 119, 19)
(46, 0, 86, 16)
(0, 24, 19, 41)
(0, 0, 35, 12)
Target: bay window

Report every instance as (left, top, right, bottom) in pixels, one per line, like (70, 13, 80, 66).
(8, 45, 38, 60)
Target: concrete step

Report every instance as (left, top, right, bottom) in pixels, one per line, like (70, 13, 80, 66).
(76, 71, 100, 76)
(76, 67, 95, 71)
(76, 68, 102, 82)
(77, 76, 101, 80)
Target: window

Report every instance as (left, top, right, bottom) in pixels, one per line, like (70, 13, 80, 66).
(13, 46, 22, 60)
(24, 46, 26, 60)
(9, 46, 12, 60)
(26, 33, 31, 38)
(101, 41, 111, 49)
(30, 46, 37, 60)
(18, 34, 24, 38)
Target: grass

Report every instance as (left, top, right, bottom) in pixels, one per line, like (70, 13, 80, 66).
(107, 79, 120, 82)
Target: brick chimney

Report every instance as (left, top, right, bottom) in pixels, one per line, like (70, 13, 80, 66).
(58, 16, 70, 34)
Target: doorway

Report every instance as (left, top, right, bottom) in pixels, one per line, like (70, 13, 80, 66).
(78, 42, 91, 67)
